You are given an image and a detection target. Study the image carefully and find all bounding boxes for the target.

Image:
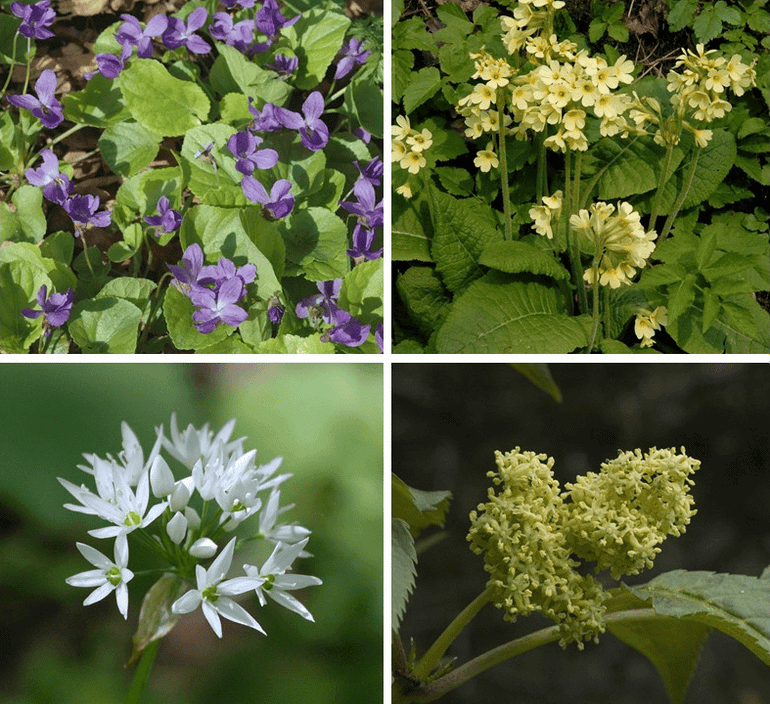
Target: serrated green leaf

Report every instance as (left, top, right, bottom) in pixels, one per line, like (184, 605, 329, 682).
(628, 570, 770, 665)
(478, 240, 571, 280)
(392, 475, 452, 538)
(667, 273, 697, 324)
(393, 50, 415, 105)
(692, 5, 725, 44)
(403, 67, 443, 114)
(120, 59, 210, 137)
(393, 16, 437, 53)
(435, 273, 592, 353)
(667, 0, 699, 32)
(392, 518, 417, 632)
(287, 9, 350, 90)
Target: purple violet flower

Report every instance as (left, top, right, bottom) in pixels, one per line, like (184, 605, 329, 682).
(63, 194, 111, 235)
(21, 285, 74, 335)
(25, 149, 72, 205)
(221, 0, 256, 8)
(354, 127, 371, 144)
(144, 196, 182, 235)
(168, 243, 204, 292)
(275, 91, 329, 152)
(324, 309, 370, 348)
(256, 0, 300, 38)
(188, 278, 249, 333)
(7, 69, 63, 129)
(11, 0, 55, 40)
(265, 54, 298, 77)
(162, 8, 211, 54)
(226, 130, 278, 176)
(346, 223, 382, 262)
(267, 295, 284, 325)
(339, 179, 383, 229)
(334, 38, 372, 80)
(375, 323, 383, 353)
(295, 280, 342, 326)
(197, 257, 256, 293)
(85, 44, 132, 81)
(354, 156, 383, 186)
(115, 13, 168, 58)
(241, 178, 294, 219)
(248, 100, 283, 133)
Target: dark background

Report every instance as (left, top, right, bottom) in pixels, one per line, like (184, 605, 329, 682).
(393, 363, 769, 704)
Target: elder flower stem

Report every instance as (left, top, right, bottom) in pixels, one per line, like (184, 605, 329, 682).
(411, 587, 493, 681)
(405, 608, 659, 703)
(124, 638, 161, 704)
(496, 88, 512, 241)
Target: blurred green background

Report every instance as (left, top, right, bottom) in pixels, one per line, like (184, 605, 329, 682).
(0, 363, 383, 704)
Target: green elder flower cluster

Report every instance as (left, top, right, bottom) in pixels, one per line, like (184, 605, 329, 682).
(467, 446, 699, 648)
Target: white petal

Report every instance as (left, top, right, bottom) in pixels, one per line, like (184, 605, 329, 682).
(214, 597, 266, 635)
(75, 542, 111, 569)
(189, 537, 217, 559)
(201, 600, 223, 638)
(274, 574, 323, 590)
(172, 589, 202, 614)
(114, 534, 129, 568)
(115, 583, 129, 619)
(83, 582, 114, 606)
(218, 576, 265, 596)
(141, 501, 168, 528)
(150, 455, 175, 498)
(66, 570, 108, 588)
(166, 512, 187, 544)
(208, 537, 237, 584)
(267, 589, 315, 621)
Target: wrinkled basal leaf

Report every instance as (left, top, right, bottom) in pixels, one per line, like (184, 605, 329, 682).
(127, 573, 187, 666)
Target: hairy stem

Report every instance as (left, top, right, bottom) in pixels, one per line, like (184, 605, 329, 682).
(496, 88, 512, 240)
(648, 143, 674, 234)
(657, 147, 701, 248)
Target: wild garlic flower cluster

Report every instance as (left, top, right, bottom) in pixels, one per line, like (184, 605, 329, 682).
(61, 414, 321, 638)
(392, 115, 433, 198)
(630, 44, 756, 148)
(634, 306, 668, 348)
(468, 446, 699, 648)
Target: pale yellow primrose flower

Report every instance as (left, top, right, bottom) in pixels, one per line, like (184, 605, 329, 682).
(406, 128, 433, 152)
(474, 142, 499, 172)
(400, 151, 426, 174)
(391, 115, 411, 140)
(635, 306, 668, 347)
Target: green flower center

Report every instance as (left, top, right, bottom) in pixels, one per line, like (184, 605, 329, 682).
(202, 586, 219, 602)
(124, 511, 142, 527)
(106, 566, 122, 586)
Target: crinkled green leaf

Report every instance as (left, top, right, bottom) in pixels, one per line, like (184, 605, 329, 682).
(396, 266, 451, 338)
(429, 186, 502, 292)
(403, 67, 444, 115)
(279, 207, 349, 281)
(436, 273, 592, 353)
(478, 240, 571, 280)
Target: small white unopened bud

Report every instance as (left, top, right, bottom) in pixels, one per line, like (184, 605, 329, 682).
(169, 476, 194, 512)
(167, 512, 188, 544)
(189, 538, 218, 559)
(185, 506, 201, 530)
(150, 456, 175, 498)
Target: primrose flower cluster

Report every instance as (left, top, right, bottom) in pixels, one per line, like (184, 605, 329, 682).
(61, 415, 321, 637)
(468, 446, 699, 648)
(391, 115, 433, 198)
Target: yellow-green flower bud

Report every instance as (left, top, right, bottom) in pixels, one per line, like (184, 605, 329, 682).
(563, 447, 699, 579)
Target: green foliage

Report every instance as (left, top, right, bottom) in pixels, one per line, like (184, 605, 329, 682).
(588, 1, 629, 44)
